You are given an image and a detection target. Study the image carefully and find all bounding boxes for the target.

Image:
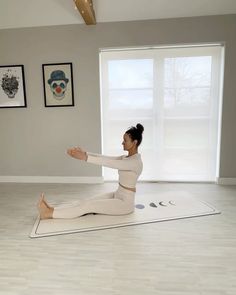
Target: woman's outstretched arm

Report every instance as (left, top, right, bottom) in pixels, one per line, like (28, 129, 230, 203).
(67, 147, 123, 161)
(67, 147, 88, 160)
(67, 147, 139, 172)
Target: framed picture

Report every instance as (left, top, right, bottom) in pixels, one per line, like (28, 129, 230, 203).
(42, 62, 74, 107)
(0, 65, 27, 108)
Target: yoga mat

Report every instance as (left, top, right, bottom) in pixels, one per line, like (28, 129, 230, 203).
(29, 191, 220, 238)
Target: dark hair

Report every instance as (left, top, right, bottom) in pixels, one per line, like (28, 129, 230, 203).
(126, 123, 144, 147)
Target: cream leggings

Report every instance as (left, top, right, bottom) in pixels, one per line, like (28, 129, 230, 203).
(52, 186, 135, 219)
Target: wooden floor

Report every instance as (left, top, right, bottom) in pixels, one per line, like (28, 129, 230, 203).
(0, 182, 235, 295)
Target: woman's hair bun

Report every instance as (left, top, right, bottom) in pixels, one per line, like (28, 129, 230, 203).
(136, 123, 144, 134)
(126, 123, 144, 147)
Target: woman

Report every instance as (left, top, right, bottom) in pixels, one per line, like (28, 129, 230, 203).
(38, 123, 144, 219)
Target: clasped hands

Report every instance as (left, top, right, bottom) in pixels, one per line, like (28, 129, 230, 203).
(67, 146, 88, 161)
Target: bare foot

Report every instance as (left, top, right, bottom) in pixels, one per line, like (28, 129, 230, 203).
(37, 193, 53, 219)
(41, 193, 53, 209)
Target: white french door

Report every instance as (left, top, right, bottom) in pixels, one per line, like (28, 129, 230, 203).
(99, 45, 224, 182)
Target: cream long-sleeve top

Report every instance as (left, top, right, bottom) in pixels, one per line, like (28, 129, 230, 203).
(86, 152, 143, 188)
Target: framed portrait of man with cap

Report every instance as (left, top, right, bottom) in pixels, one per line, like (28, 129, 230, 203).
(42, 62, 74, 107)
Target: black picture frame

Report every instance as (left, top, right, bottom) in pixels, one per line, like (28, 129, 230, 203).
(42, 62, 74, 107)
(0, 65, 27, 108)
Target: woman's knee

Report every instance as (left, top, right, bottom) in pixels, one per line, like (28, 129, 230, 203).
(121, 202, 134, 215)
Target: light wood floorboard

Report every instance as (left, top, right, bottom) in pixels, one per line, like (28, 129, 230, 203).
(0, 182, 235, 295)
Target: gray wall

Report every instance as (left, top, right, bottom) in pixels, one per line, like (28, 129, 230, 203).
(0, 14, 236, 179)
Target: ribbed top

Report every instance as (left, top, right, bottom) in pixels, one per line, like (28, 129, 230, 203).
(87, 152, 143, 188)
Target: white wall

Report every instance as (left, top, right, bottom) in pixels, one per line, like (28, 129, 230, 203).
(0, 15, 236, 181)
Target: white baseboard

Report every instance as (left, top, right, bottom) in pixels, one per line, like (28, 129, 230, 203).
(1, 176, 235, 185)
(216, 178, 236, 185)
(0, 176, 104, 184)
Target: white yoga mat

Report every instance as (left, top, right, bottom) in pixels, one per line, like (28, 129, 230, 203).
(29, 191, 220, 238)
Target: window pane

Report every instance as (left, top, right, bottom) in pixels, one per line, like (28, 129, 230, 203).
(164, 87, 210, 109)
(163, 119, 209, 148)
(164, 56, 212, 88)
(109, 89, 153, 109)
(108, 59, 153, 89)
(164, 56, 212, 119)
(161, 149, 209, 177)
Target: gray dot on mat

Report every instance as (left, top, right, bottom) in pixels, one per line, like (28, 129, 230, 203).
(149, 202, 157, 208)
(135, 204, 145, 209)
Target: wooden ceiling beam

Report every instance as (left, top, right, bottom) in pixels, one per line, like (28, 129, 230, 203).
(74, 0, 96, 25)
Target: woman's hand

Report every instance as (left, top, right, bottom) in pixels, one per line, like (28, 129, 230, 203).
(67, 147, 88, 161)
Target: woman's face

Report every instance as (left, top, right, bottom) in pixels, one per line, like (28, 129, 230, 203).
(122, 133, 136, 151)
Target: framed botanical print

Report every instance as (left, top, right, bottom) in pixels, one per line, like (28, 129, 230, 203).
(0, 65, 27, 108)
(42, 62, 74, 107)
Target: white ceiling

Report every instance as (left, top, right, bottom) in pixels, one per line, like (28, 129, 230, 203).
(0, 0, 236, 29)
